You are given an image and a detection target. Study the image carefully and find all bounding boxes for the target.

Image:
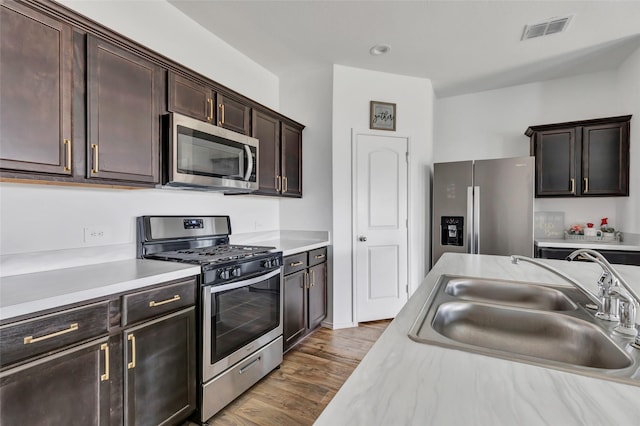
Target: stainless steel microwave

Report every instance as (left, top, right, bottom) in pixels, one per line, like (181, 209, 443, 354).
(163, 113, 258, 193)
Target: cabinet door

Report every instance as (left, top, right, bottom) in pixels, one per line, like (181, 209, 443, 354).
(217, 94, 251, 135)
(308, 262, 327, 330)
(0, 1, 73, 175)
(281, 123, 303, 197)
(534, 129, 577, 196)
(86, 35, 161, 184)
(283, 271, 306, 351)
(581, 122, 629, 196)
(168, 72, 213, 123)
(252, 110, 281, 195)
(124, 307, 195, 426)
(0, 339, 110, 425)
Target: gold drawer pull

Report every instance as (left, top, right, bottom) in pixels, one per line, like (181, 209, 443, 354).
(276, 175, 282, 192)
(584, 177, 589, 193)
(91, 144, 99, 174)
(24, 323, 79, 344)
(283, 176, 288, 193)
(314, 254, 325, 260)
(149, 294, 181, 307)
(100, 343, 110, 381)
(218, 103, 225, 125)
(570, 178, 575, 194)
(290, 261, 303, 267)
(127, 334, 136, 369)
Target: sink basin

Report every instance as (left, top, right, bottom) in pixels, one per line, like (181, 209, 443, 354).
(409, 275, 639, 386)
(444, 277, 577, 311)
(431, 301, 631, 369)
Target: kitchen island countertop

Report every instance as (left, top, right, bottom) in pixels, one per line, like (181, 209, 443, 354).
(0, 259, 201, 322)
(315, 253, 640, 426)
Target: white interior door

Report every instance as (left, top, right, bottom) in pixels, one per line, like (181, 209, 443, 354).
(354, 132, 409, 322)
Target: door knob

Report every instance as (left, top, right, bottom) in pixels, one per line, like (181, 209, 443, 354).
(359, 236, 367, 242)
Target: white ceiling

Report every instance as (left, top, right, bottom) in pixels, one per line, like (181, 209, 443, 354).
(168, 0, 640, 98)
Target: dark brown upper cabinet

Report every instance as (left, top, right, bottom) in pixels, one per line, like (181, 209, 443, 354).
(168, 72, 214, 123)
(217, 94, 251, 135)
(0, 1, 73, 175)
(252, 110, 281, 196)
(281, 123, 303, 197)
(86, 35, 162, 184)
(251, 111, 303, 198)
(168, 73, 251, 135)
(526, 115, 631, 197)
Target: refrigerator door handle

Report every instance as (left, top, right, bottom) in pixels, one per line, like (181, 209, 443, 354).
(473, 186, 480, 254)
(466, 186, 474, 253)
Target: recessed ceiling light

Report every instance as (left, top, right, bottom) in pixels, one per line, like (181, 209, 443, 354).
(369, 44, 391, 56)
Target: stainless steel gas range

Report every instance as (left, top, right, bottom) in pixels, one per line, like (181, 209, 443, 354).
(137, 215, 283, 423)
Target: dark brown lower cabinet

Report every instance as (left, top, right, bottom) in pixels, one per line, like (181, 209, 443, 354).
(0, 338, 110, 425)
(283, 248, 328, 352)
(308, 262, 327, 330)
(283, 270, 306, 350)
(535, 245, 640, 266)
(123, 307, 196, 426)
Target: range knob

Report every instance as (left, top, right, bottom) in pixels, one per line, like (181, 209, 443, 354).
(271, 257, 280, 267)
(232, 267, 241, 277)
(263, 259, 272, 268)
(219, 269, 231, 280)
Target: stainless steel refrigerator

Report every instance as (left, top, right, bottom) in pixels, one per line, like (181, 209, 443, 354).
(432, 156, 534, 266)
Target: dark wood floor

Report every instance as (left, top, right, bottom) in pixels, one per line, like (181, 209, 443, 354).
(204, 320, 390, 426)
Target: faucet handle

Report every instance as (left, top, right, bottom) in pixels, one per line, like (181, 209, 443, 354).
(609, 286, 638, 338)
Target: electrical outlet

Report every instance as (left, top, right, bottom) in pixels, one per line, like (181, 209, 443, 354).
(84, 227, 106, 243)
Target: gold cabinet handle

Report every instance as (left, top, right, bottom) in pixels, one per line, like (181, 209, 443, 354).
(24, 323, 78, 344)
(100, 343, 110, 381)
(91, 144, 99, 174)
(290, 260, 303, 267)
(207, 98, 214, 121)
(149, 294, 180, 307)
(311, 270, 316, 288)
(275, 175, 282, 192)
(314, 254, 325, 260)
(584, 177, 589, 193)
(127, 334, 136, 369)
(570, 178, 575, 194)
(64, 139, 72, 172)
(218, 103, 225, 125)
(283, 176, 288, 193)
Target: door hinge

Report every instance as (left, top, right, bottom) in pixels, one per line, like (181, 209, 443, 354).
(406, 284, 409, 294)
(405, 152, 409, 163)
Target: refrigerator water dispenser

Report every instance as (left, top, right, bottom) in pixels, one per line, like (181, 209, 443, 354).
(441, 216, 464, 246)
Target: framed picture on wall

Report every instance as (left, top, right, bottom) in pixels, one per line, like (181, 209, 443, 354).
(369, 101, 396, 131)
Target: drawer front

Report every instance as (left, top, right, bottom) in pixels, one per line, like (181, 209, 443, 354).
(284, 252, 308, 275)
(122, 278, 196, 326)
(308, 247, 327, 266)
(0, 301, 109, 367)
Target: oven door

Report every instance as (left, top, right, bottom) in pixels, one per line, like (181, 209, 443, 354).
(202, 268, 282, 381)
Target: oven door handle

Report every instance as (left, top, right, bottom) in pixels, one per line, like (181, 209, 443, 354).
(209, 268, 281, 294)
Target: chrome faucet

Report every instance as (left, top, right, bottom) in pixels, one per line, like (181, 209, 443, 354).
(510, 255, 602, 308)
(566, 249, 640, 338)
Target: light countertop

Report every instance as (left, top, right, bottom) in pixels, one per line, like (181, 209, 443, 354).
(0, 259, 201, 322)
(230, 230, 330, 256)
(536, 232, 640, 251)
(315, 253, 640, 426)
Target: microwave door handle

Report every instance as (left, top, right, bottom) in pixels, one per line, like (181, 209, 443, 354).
(244, 145, 254, 181)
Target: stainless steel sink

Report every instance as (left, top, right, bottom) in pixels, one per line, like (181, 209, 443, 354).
(444, 277, 577, 311)
(409, 275, 640, 386)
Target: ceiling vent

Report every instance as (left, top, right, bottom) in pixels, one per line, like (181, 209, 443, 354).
(521, 14, 574, 40)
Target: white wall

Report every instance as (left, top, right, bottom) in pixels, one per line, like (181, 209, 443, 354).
(0, 0, 282, 274)
(332, 65, 434, 328)
(434, 68, 637, 233)
(616, 47, 640, 234)
(58, 0, 279, 109)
